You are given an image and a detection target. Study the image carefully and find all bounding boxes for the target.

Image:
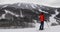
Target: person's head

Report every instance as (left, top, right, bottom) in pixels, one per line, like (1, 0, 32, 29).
(40, 12, 44, 15)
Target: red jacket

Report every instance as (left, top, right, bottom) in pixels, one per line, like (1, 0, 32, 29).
(39, 14, 45, 22)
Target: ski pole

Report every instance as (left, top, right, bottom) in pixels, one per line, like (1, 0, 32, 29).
(46, 21, 51, 29)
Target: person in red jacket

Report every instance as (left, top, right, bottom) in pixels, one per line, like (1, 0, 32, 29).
(39, 12, 45, 30)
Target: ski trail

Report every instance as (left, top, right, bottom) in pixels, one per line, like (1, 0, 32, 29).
(49, 9, 59, 26)
(39, 9, 48, 14)
(4, 10, 20, 17)
(20, 10, 24, 17)
(0, 9, 20, 19)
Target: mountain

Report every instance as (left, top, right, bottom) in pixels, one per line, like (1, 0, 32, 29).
(0, 3, 60, 28)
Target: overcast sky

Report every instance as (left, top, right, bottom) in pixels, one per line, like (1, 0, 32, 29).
(0, 0, 60, 7)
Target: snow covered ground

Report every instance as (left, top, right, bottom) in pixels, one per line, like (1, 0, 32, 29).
(35, 22, 60, 32)
(0, 22, 60, 32)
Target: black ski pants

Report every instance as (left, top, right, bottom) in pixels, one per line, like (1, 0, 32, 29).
(39, 22, 44, 30)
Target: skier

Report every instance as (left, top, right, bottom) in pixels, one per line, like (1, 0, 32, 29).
(39, 12, 45, 30)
